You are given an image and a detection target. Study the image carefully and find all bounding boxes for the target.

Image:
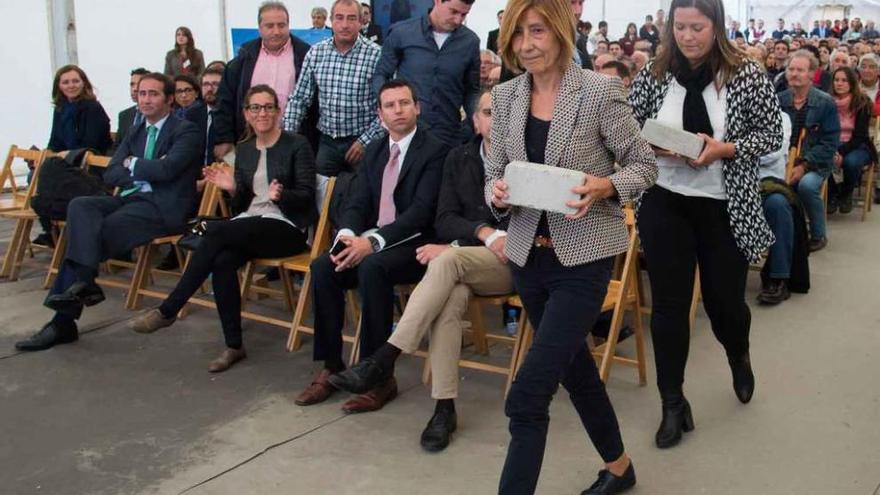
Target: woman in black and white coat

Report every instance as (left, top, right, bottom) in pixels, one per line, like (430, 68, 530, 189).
(628, 0, 783, 449)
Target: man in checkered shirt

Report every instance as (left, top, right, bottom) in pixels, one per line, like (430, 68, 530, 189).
(283, 0, 383, 205)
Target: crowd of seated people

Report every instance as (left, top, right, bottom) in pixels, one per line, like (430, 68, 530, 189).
(5, 2, 880, 493)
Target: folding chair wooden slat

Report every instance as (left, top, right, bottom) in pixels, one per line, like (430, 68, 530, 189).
(0, 149, 50, 280)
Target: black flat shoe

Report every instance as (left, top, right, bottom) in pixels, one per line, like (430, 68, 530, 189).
(420, 408, 457, 452)
(655, 396, 694, 449)
(15, 321, 78, 351)
(581, 462, 636, 495)
(327, 357, 388, 394)
(45, 281, 105, 312)
(729, 354, 755, 404)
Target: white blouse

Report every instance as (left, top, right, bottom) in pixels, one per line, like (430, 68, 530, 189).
(655, 78, 728, 200)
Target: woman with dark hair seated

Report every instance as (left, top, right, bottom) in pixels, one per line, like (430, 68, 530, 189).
(36, 64, 113, 247)
(129, 85, 316, 372)
(173, 74, 202, 118)
(828, 66, 877, 213)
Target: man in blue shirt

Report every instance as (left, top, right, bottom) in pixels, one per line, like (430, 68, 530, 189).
(373, 0, 480, 146)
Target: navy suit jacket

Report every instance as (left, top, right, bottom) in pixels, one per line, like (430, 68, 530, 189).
(104, 113, 202, 230)
(340, 127, 448, 247)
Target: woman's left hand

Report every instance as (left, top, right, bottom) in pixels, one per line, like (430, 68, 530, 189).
(566, 175, 615, 220)
(689, 134, 735, 168)
(269, 179, 283, 202)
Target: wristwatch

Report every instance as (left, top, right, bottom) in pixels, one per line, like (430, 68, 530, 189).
(368, 236, 381, 253)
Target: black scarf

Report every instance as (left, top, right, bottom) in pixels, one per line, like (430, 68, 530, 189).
(673, 60, 715, 136)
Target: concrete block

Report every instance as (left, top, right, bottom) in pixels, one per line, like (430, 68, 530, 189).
(503, 161, 585, 214)
(641, 118, 705, 160)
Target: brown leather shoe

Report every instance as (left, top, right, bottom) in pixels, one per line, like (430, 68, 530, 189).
(341, 376, 398, 414)
(130, 309, 175, 334)
(294, 369, 337, 406)
(207, 348, 247, 373)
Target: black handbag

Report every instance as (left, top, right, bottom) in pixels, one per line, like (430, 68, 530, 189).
(177, 216, 224, 251)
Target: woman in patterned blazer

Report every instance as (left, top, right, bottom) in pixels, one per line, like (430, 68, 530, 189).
(628, 0, 783, 450)
(487, 0, 657, 493)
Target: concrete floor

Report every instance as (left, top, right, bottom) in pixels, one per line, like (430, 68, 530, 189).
(0, 210, 879, 495)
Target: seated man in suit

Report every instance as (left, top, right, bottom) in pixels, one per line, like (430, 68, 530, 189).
(295, 80, 447, 412)
(15, 73, 202, 352)
(113, 67, 149, 154)
(328, 89, 512, 451)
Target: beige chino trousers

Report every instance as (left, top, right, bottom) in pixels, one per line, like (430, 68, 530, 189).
(388, 246, 513, 399)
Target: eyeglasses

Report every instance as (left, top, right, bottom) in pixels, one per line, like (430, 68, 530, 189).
(175, 87, 196, 94)
(245, 104, 278, 114)
(202, 81, 220, 88)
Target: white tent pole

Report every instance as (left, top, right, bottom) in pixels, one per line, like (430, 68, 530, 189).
(218, 0, 229, 60)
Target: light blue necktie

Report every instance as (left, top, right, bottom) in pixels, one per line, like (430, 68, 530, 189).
(121, 125, 157, 197)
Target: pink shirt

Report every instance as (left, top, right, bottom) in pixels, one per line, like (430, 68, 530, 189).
(251, 39, 296, 124)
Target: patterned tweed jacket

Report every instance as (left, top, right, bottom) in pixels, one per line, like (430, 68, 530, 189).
(628, 59, 783, 263)
(485, 62, 658, 268)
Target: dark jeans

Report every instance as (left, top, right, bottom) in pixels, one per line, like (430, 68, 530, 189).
(638, 186, 751, 396)
(315, 133, 358, 177)
(829, 144, 871, 199)
(762, 193, 793, 279)
(499, 249, 623, 495)
(310, 242, 426, 367)
(160, 217, 307, 349)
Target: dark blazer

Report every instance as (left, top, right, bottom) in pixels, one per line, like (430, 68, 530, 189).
(435, 137, 506, 246)
(114, 105, 138, 152)
(232, 131, 317, 229)
(487, 28, 499, 53)
(181, 100, 212, 165)
(340, 127, 448, 247)
(48, 99, 113, 154)
(214, 35, 312, 146)
(104, 113, 202, 230)
(362, 23, 383, 44)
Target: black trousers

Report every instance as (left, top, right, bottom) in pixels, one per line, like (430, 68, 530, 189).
(499, 250, 623, 495)
(48, 194, 173, 321)
(637, 186, 751, 396)
(160, 217, 308, 349)
(310, 242, 426, 366)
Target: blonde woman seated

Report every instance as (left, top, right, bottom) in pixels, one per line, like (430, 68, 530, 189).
(130, 85, 316, 372)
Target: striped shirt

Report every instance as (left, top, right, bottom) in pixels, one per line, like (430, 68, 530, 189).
(283, 35, 383, 146)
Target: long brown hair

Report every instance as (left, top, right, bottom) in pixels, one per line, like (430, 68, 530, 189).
(651, 0, 746, 88)
(239, 84, 279, 143)
(51, 65, 96, 109)
(174, 26, 197, 61)
(831, 66, 872, 115)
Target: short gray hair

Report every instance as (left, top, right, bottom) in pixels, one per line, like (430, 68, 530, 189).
(311, 6, 328, 17)
(258, 1, 289, 24)
(331, 0, 361, 17)
(859, 53, 880, 68)
(788, 49, 819, 71)
(480, 49, 501, 65)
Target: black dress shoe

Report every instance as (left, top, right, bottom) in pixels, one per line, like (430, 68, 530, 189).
(156, 251, 180, 270)
(808, 237, 828, 252)
(655, 396, 694, 449)
(581, 462, 636, 495)
(839, 193, 854, 214)
(15, 321, 78, 351)
(757, 278, 790, 305)
(31, 232, 55, 248)
(729, 353, 755, 404)
(45, 281, 105, 312)
(327, 357, 388, 394)
(420, 408, 457, 452)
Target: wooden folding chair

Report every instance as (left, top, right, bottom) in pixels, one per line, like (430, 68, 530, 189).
(126, 164, 230, 309)
(0, 145, 44, 212)
(859, 162, 876, 222)
(590, 208, 648, 384)
(287, 179, 359, 353)
(0, 149, 50, 280)
(43, 152, 112, 288)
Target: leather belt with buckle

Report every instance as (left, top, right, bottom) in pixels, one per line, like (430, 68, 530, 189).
(533, 236, 554, 248)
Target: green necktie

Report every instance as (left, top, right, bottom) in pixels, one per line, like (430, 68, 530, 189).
(122, 125, 157, 197)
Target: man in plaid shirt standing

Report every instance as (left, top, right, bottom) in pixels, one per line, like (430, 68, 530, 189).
(284, 0, 383, 205)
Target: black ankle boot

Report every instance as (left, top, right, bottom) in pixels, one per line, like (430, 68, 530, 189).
(655, 394, 694, 449)
(728, 353, 755, 404)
